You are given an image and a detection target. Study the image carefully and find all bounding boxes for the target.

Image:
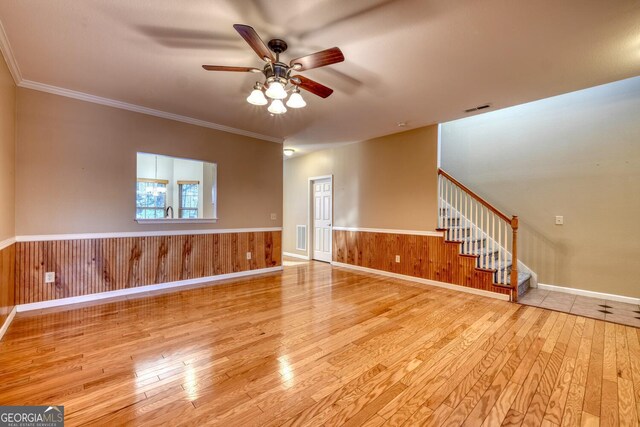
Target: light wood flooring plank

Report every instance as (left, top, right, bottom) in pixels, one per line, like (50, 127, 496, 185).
(0, 260, 637, 427)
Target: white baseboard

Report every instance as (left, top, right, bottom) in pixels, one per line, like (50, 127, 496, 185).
(0, 306, 17, 341)
(537, 283, 640, 305)
(331, 261, 510, 301)
(283, 251, 310, 260)
(16, 266, 283, 312)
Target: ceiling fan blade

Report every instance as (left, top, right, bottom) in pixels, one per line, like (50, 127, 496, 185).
(202, 65, 261, 73)
(292, 75, 334, 98)
(290, 47, 344, 71)
(233, 24, 275, 62)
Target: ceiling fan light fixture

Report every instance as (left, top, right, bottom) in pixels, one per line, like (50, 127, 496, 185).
(286, 87, 306, 108)
(202, 25, 344, 115)
(247, 84, 268, 105)
(265, 80, 288, 100)
(268, 99, 287, 114)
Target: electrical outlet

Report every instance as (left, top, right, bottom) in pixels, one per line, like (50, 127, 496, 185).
(395, 255, 400, 263)
(45, 272, 55, 283)
(555, 216, 564, 225)
(270, 213, 277, 220)
(246, 252, 252, 260)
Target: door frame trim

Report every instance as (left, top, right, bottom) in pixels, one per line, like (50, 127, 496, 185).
(308, 175, 334, 261)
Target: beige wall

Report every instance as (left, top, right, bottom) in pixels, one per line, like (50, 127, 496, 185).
(283, 125, 439, 256)
(0, 50, 16, 326)
(16, 88, 282, 235)
(0, 50, 15, 242)
(441, 76, 640, 298)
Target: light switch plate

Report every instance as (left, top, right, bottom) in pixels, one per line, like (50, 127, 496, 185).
(555, 216, 564, 225)
(45, 272, 55, 283)
(246, 252, 252, 260)
(270, 213, 277, 220)
(395, 255, 400, 263)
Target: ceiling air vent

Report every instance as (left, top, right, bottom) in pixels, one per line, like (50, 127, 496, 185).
(464, 103, 492, 113)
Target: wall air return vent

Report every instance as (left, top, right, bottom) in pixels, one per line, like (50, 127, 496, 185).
(464, 103, 492, 113)
(296, 225, 307, 251)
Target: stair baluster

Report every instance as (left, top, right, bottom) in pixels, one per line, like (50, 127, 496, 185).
(456, 186, 460, 242)
(498, 215, 502, 281)
(464, 192, 468, 254)
(480, 204, 485, 268)
(511, 215, 519, 301)
(474, 199, 478, 257)
(491, 213, 496, 271)
(486, 208, 490, 269)
(470, 197, 474, 255)
(457, 186, 461, 242)
(438, 174, 442, 229)
(451, 184, 455, 240)
(503, 221, 508, 285)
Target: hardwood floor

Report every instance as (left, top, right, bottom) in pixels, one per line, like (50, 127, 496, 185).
(0, 259, 638, 426)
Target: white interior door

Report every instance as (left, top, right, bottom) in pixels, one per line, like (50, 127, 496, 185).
(312, 178, 332, 262)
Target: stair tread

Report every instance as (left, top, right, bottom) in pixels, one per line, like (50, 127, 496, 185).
(470, 247, 500, 256)
(479, 259, 512, 271)
(452, 236, 486, 243)
(506, 271, 531, 286)
(440, 212, 463, 219)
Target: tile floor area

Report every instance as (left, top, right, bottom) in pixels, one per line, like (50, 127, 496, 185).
(519, 288, 640, 327)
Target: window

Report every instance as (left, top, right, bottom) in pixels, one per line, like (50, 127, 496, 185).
(136, 179, 167, 219)
(179, 181, 199, 219)
(136, 152, 217, 222)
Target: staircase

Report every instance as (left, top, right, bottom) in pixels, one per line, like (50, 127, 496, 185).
(437, 169, 532, 301)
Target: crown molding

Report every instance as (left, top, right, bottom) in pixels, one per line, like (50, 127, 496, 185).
(0, 15, 282, 143)
(0, 13, 284, 144)
(18, 80, 283, 143)
(0, 18, 22, 83)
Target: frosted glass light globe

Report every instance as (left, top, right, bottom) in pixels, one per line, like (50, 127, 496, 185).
(246, 88, 267, 105)
(268, 99, 287, 114)
(265, 81, 287, 100)
(286, 91, 306, 108)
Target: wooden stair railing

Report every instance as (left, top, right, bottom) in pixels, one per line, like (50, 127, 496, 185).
(437, 168, 520, 302)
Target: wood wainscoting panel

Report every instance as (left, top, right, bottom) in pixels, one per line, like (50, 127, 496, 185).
(333, 230, 509, 296)
(15, 231, 281, 304)
(0, 243, 16, 326)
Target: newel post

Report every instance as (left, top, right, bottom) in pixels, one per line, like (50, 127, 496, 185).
(510, 216, 519, 302)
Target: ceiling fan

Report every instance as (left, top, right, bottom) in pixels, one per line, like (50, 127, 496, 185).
(202, 24, 345, 114)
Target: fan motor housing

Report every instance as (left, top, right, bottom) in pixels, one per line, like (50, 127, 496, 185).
(267, 39, 288, 54)
(264, 62, 289, 80)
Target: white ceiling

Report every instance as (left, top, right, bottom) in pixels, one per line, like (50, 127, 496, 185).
(1, 0, 639, 153)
